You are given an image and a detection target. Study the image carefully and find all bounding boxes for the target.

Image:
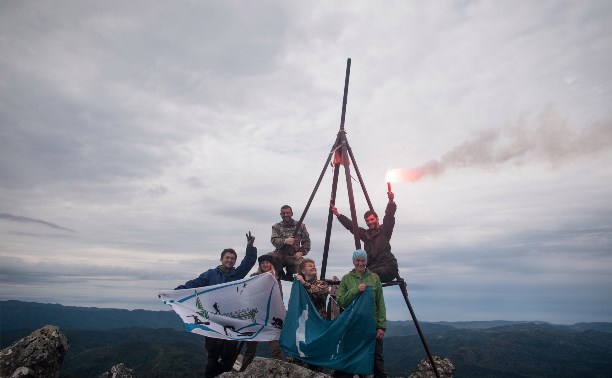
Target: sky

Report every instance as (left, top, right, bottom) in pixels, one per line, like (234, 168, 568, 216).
(1, 1, 611, 325)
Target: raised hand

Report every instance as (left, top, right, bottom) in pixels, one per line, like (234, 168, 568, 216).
(246, 231, 255, 246)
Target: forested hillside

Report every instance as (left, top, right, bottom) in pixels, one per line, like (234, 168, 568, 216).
(2, 301, 611, 377)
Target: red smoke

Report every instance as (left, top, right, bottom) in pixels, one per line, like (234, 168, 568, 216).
(386, 110, 612, 183)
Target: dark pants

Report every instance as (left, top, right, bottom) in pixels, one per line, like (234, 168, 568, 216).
(269, 251, 299, 280)
(373, 337, 387, 377)
(204, 337, 239, 378)
(332, 338, 387, 378)
(369, 265, 398, 283)
(239, 340, 284, 371)
(287, 356, 323, 373)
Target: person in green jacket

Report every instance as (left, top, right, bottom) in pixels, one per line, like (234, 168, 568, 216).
(334, 249, 388, 378)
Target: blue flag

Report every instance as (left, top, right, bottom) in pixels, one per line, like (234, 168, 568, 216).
(279, 281, 376, 375)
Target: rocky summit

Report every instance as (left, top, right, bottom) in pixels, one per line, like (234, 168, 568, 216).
(0, 326, 450, 377)
(0, 325, 69, 378)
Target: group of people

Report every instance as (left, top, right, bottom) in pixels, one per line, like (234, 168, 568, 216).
(175, 190, 399, 378)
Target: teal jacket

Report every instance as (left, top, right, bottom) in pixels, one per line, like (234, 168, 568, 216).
(336, 269, 386, 330)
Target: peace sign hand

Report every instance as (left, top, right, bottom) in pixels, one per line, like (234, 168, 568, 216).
(246, 231, 255, 246)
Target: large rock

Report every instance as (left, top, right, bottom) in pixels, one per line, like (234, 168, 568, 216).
(219, 357, 332, 378)
(0, 325, 69, 378)
(98, 363, 136, 378)
(408, 356, 455, 378)
(220, 355, 455, 378)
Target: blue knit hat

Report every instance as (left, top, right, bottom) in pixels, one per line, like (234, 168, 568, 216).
(352, 249, 367, 261)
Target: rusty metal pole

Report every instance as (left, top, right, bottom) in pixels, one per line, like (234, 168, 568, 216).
(398, 281, 441, 378)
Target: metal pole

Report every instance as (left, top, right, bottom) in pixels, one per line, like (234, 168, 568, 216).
(341, 137, 361, 250)
(293, 133, 340, 234)
(346, 143, 374, 213)
(339, 58, 351, 131)
(321, 157, 341, 280)
(398, 281, 441, 378)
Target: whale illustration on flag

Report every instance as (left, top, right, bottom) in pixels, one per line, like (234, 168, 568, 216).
(159, 272, 285, 341)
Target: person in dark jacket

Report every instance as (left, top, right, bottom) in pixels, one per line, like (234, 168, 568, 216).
(175, 232, 257, 378)
(330, 190, 399, 282)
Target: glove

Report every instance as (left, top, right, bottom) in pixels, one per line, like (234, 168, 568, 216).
(246, 231, 255, 246)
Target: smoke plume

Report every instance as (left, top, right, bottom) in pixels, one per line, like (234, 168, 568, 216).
(388, 111, 612, 183)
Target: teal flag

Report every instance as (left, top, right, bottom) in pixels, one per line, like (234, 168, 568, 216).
(279, 281, 376, 374)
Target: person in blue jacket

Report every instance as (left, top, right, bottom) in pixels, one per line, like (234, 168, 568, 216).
(175, 232, 258, 378)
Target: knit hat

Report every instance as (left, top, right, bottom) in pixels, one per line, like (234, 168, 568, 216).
(352, 249, 367, 261)
(258, 254, 274, 264)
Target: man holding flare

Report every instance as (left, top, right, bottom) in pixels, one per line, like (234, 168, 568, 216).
(330, 184, 399, 282)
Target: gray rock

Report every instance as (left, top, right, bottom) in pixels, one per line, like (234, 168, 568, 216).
(98, 363, 136, 378)
(219, 357, 332, 378)
(408, 356, 455, 378)
(0, 325, 69, 378)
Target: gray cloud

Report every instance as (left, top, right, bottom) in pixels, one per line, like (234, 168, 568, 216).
(0, 213, 76, 233)
(0, 1, 611, 323)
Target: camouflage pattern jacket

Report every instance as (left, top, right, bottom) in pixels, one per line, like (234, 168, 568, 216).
(300, 275, 329, 319)
(271, 219, 311, 256)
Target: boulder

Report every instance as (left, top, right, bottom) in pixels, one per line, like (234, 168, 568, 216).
(0, 325, 69, 378)
(98, 363, 136, 378)
(219, 357, 332, 378)
(408, 356, 455, 378)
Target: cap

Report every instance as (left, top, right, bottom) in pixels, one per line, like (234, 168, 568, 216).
(352, 249, 367, 261)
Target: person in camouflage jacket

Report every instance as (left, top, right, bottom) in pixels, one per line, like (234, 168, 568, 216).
(269, 205, 311, 281)
(295, 258, 329, 319)
(290, 257, 329, 372)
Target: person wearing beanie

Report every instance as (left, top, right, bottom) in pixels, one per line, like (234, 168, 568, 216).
(239, 253, 284, 371)
(352, 249, 367, 261)
(330, 190, 399, 282)
(334, 249, 387, 378)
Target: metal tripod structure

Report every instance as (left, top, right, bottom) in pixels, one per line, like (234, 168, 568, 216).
(292, 58, 441, 378)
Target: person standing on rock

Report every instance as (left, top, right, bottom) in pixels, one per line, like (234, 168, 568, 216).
(175, 232, 257, 378)
(333, 249, 387, 378)
(239, 254, 284, 371)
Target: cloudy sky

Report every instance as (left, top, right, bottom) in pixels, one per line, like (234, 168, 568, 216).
(1, 1, 611, 325)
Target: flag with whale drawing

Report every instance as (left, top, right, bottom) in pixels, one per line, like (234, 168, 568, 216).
(158, 272, 285, 341)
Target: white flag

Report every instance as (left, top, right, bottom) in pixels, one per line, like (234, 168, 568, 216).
(159, 273, 286, 341)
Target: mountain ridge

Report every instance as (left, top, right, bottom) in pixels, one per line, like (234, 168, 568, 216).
(3, 300, 610, 333)
(2, 300, 612, 377)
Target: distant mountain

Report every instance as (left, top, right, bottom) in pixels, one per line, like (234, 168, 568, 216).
(0, 300, 183, 331)
(4, 323, 612, 377)
(432, 320, 552, 329)
(2, 300, 609, 334)
(570, 322, 612, 333)
(2, 301, 612, 377)
(385, 322, 612, 377)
